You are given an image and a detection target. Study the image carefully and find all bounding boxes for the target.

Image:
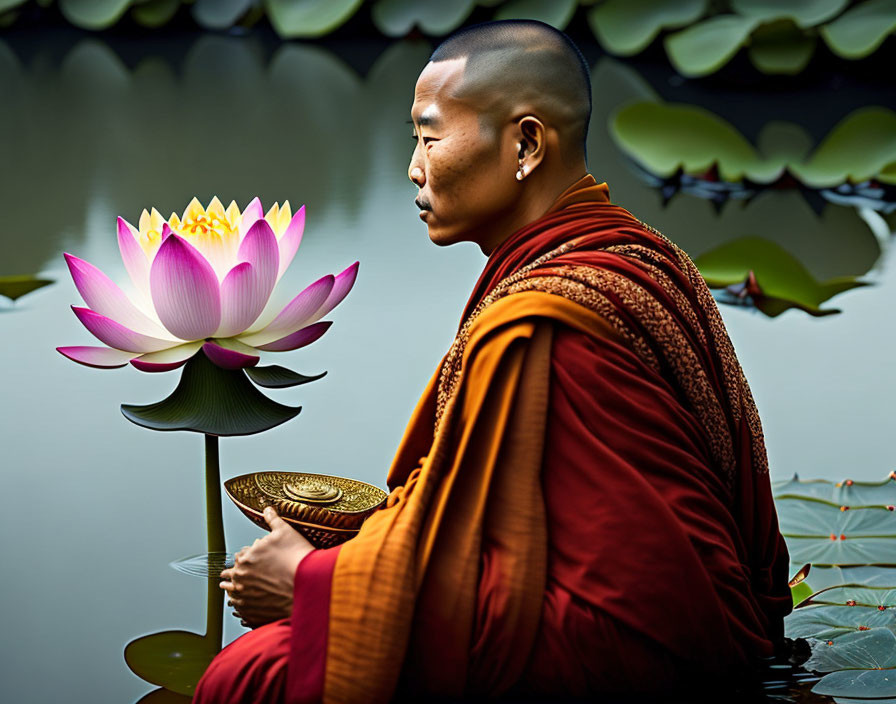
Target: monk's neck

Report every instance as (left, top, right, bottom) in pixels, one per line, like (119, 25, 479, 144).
(479, 169, 588, 256)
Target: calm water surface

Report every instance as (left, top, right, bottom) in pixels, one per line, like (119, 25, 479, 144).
(1, 28, 894, 703)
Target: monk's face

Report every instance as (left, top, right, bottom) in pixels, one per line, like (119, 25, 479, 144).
(408, 59, 520, 249)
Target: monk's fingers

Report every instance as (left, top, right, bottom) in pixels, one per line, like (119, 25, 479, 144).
(263, 506, 289, 532)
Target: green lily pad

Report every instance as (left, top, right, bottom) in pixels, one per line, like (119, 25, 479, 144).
(807, 586, 896, 608)
(787, 604, 896, 640)
(791, 107, 896, 188)
(371, 0, 476, 37)
(192, 0, 254, 29)
(664, 15, 759, 77)
(587, 0, 707, 56)
(265, 0, 364, 38)
(789, 565, 896, 591)
(776, 497, 896, 538)
(244, 365, 327, 389)
(58, 0, 133, 30)
(694, 236, 867, 317)
(774, 474, 896, 505)
(806, 629, 896, 696)
(787, 536, 896, 567)
(131, 0, 181, 27)
(125, 630, 218, 696)
(748, 19, 817, 74)
(731, 0, 849, 28)
(121, 351, 301, 436)
(0, 275, 53, 302)
(821, 0, 896, 59)
(493, 0, 578, 29)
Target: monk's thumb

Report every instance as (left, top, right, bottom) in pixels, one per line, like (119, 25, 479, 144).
(263, 506, 284, 529)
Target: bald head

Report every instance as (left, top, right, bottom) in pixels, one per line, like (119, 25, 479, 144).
(428, 20, 592, 162)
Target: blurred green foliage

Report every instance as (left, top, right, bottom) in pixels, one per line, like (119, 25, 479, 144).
(1, 0, 894, 77)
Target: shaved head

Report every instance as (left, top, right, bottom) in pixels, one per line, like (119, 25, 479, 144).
(428, 20, 592, 162)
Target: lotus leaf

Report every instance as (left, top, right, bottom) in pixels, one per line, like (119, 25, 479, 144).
(786, 604, 896, 640)
(0, 275, 53, 302)
(790, 565, 896, 591)
(131, 0, 181, 28)
(664, 15, 759, 77)
(807, 586, 896, 608)
(265, 0, 364, 38)
(244, 365, 327, 389)
(821, 0, 896, 59)
(125, 630, 219, 695)
(371, 0, 476, 37)
(192, 0, 254, 30)
(731, 0, 849, 28)
(494, 0, 577, 29)
(693, 236, 867, 317)
(791, 107, 896, 188)
(747, 19, 817, 74)
(792, 581, 814, 606)
(774, 474, 896, 505)
(787, 536, 896, 566)
(776, 498, 896, 538)
(121, 350, 302, 436)
(805, 629, 896, 696)
(58, 0, 133, 30)
(587, 0, 707, 56)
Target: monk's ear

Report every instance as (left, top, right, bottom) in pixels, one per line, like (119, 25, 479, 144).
(516, 115, 546, 177)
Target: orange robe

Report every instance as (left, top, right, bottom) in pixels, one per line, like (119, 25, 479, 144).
(195, 176, 791, 703)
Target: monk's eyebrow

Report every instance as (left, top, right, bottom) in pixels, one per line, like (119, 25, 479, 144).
(407, 114, 440, 128)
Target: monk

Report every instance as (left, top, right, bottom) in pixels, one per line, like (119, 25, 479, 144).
(195, 19, 792, 704)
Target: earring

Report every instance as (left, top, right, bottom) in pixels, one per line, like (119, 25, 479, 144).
(516, 159, 526, 181)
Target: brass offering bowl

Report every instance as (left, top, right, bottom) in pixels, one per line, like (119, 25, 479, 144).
(224, 472, 388, 549)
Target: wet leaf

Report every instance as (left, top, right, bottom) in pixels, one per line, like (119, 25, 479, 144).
(493, 0, 577, 29)
(787, 536, 896, 567)
(820, 0, 896, 59)
(265, 0, 364, 38)
(791, 107, 896, 188)
(748, 19, 817, 74)
(776, 498, 896, 538)
(786, 604, 896, 640)
(807, 586, 896, 608)
(790, 565, 896, 591)
(694, 236, 867, 317)
(664, 15, 759, 77)
(192, 0, 254, 29)
(371, 0, 476, 37)
(244, 365, 327, 389)
(805, 627, 896, 671)
(0, 275, 53, 302)
(774, 474, 896, 505)
(731, 0, 849, 28)
(58, 0, 133, 30)
(121, 350, 302, 436)
(587, 0, 707, 56)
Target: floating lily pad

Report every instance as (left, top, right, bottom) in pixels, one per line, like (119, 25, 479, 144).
(192, 0, 254, 29)
(791, 107, 896, 188)
(121, 350, 302, 436)
(664, 14, 759, 77)
(125, 630, 219, 696)
(774, 474, 896, 505)
(790, 565, 896, 591)
(587, 0, 707, 56)
(371, 0, 476, 37)
(805, 628, 896, 696)
(731, 0, 849, 28)
(748, 19, 817, 74)
(493, 0, 577, 29)
(787, 604, 896, 640)
(787, 536, 896, 567)
(807, 586, 896, 608)
(693, 236, 867, 317)
(265, 0, 364, 38)
(58, 0, 133, 30)
(244, 365, 327, 389)
(820, 0, 896, 59)
(0, 275, 53, 302)
(131, 0, 181, 27)
(776, 497, 896, 538)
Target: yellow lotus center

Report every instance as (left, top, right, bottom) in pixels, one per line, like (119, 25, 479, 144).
(178, 211, 235, 239)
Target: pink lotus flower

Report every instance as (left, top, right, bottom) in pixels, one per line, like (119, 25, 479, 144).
(58, 197, 358, 372)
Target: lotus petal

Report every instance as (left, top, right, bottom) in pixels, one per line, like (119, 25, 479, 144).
(64, 253, 173, 338)
(233, 220, 279, 327)
(118, 216, 151, 297)
(240, 196, 264, 234)
(256, 321, 332, 352)
(307, 261, 359, 324)
(72, 307, 178, 354)
(276, 205, 305, 280)
(150, 235, 222, 341)
(57, 345, 135, 369)
(238, 274, 333, 347)
(202, 340, 260, 370)
(130, 341, 204, 372)
(216, 262, 270, 338)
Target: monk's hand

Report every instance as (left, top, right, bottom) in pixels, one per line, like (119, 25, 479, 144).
(220, 506, 315, 629)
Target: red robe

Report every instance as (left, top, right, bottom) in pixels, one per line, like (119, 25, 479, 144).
(194, 177, 791, 703)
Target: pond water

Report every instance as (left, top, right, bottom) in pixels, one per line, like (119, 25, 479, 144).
(1, 26, 894, 704)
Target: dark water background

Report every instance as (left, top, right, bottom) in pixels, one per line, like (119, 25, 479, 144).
(1, 23, 895, 703)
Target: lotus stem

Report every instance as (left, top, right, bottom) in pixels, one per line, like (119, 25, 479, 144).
(205, 433, 225, 554)
(206, 564, 224, 646)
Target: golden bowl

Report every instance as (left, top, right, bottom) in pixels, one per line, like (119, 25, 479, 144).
(224, 472, 388, 549)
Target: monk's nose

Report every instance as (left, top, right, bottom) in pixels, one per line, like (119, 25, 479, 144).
(409, 165, 425, 186)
